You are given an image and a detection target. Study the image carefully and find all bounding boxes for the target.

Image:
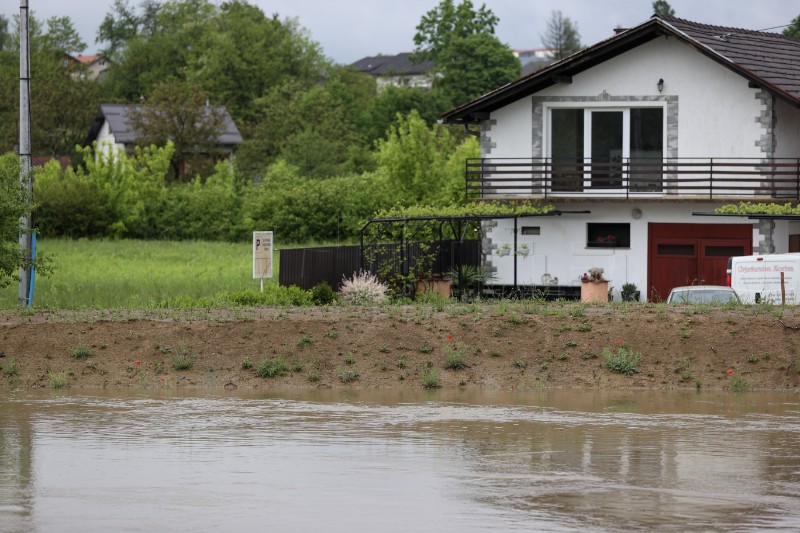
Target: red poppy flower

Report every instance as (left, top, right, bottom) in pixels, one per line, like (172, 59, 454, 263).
(617, 340, 623, 346)
(159, 378, 165, 382)
(727, 369, 733, 375)
(135, 361, 141, 366)
(447, 335, 453, 341)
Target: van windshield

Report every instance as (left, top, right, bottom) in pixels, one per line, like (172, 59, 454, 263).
(668, 289, 737, 304)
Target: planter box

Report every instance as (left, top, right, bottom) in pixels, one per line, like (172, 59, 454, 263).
(417, 278, 452, 299)
(621, 291, 640, 302)
(581, 281, 609, 302)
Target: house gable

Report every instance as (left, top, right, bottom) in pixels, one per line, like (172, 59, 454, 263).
(443, 15, 800, 124)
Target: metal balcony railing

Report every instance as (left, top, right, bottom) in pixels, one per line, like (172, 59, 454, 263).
(465, 158, 800, 201)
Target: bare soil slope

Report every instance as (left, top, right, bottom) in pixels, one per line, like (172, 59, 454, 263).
(2, 304, 799, 392)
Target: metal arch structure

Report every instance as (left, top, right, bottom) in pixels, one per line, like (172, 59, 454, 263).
(359, 212, 572, 299)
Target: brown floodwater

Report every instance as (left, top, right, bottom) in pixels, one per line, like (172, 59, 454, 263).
(1, 388, 799, 532)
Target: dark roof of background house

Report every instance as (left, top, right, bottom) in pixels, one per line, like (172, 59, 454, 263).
(86, 103, 243, 146)
(351, 52, 435, 76)
(443, 14, 800, 122)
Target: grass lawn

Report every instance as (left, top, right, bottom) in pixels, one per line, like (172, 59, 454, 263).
(0, 238, 281, 309)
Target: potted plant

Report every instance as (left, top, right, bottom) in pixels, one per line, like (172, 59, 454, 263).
(621, 282, 640, 302)
(497, 243, 511, 256)
(516, 243, 530, 257)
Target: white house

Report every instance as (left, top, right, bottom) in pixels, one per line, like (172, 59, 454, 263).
(351, 53, 436, 91)
(442, 14, 800, 301)
(86, 103, 243, 160)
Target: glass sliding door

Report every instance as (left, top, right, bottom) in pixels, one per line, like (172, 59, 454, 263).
(590, 111, 623, 188)
(630, 108, 663, 192)
(551, 109, 584, 192)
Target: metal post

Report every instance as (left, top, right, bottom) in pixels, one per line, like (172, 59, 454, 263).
(18, 0, 32, 307)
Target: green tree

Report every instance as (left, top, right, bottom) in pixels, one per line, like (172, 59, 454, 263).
(0, 14, 98, 157)
(412, 0, 518, 106)
(542, 11, 582, 60)
(784, 15, 800, 38)
(0, 153, 30, 287)
(652, 0, 675, 17)
(96, 0, 162, 60)
(374, 110, 477, 206)
(129, 80, 226, 180)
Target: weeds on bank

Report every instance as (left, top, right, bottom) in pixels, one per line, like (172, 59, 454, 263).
(729, 376, 749, 392)
(241, 356, 253, 369)
(256, 357, 289, 378)
(71, 343, 92, 360)
(172, 347, 197, 370)
(48, 371, 67, 389)
(2, 359, 19, 377)
(444, 344, 467, 370)
(338, 367, 360, 383)
(422, 367, 440, 388)
(603, 341, 641, 375)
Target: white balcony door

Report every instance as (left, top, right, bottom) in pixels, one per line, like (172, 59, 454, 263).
(549, 106, 664, 194)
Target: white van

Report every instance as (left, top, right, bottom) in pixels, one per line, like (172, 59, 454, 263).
(729, 253, 800, 304)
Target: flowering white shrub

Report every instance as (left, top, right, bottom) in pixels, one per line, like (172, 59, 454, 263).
(340, 270, 389, 305)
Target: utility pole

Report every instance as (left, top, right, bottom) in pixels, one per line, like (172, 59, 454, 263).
(18, 0, 32, 307)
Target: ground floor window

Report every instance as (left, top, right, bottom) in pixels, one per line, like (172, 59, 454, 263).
(587, 223, 630, 248)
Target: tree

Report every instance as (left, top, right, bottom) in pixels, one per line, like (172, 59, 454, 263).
(96, 0, 162, 60)
(413, 0, 519, 107)
(542, 11, 582, 61)
(784, 15, 800, 38)
(652, 0, 675, 17)
(0, 154, 30, 288)
(129, 80, 226, 180)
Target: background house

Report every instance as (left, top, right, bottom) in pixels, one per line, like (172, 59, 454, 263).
(86, 103, 243, 159)
(351, 52, 435, 91)
(443, 14, 800, 301)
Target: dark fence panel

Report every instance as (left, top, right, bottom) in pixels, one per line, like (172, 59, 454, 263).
(279, 246, 362, 290)
(279, 241, 482, 291)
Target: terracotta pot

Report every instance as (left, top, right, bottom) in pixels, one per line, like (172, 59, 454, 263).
(417, 278, 452, 299)
(581, 281, 609, 302)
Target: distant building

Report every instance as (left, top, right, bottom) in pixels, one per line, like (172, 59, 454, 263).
(352, 52, 435, 91)
(62, 54, 111, 81)
(514, 48, 556, 77)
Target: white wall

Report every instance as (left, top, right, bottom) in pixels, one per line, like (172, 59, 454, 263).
(484, 202, 779, 298)
(485, 36, 766, 161)
(95, 120, 124, 158)
(775, 98, 800, 160)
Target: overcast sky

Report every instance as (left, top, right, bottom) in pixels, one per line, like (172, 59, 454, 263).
(4, 0, 798, 64)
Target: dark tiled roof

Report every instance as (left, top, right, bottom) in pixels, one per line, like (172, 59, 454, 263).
(443, 15, 800, 122)
(86, 103, 243, 146)
(662, 15, 800, 102)
(351, 52, 435, 76)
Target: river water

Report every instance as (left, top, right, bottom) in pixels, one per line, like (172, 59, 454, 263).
(1, 389, 799, 532)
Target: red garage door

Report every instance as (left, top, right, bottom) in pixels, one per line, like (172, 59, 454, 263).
(648, 223, 752, 301)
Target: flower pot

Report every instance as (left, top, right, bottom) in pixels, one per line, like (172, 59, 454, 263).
(497, 248, 511, 256)
(417, 277, 452, 299)
(621, 291, 640, 302)
(581, 281, 609, 302)
(517, 249, 530, 257)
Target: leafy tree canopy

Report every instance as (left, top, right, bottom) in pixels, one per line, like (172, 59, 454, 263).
(129, 80, 226, 180)
(784, 15, 800, 38)
(652, 0, 675, 17)
(412, 0, 519, 107)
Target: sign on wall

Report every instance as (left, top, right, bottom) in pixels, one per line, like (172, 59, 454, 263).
(253, 231, 273, 283)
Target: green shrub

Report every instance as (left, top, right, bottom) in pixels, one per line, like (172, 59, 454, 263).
(71, 343, 93, 360)
(444, 345, 467, 370)
(2, 358, 20, 376)
(603, 344, 641, 375)
(49, 371, 67, 389)
(422, 367, 440, 388)
(338, 367, 360, 383)
(172, 348, 197, 370)
(311, 282, 338, 305)
(255, 357, 289, 378)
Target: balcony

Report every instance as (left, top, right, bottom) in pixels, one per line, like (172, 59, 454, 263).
(465, 158, 800, 201)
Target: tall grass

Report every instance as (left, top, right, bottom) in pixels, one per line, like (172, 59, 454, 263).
(0, 238, 284, 309)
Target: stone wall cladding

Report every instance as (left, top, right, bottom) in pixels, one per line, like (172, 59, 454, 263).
(480, 119, 497, 156)
(754, 89, 776, 156)
(756, 219, 776, 254)
(481, 219, 499, 275)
